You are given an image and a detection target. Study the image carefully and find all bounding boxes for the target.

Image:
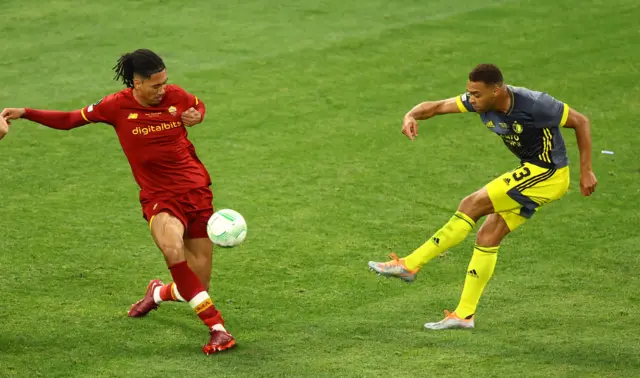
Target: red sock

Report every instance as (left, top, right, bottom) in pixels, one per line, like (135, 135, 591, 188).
(158, 283, 185, 302)
(169, 261, 223, 328)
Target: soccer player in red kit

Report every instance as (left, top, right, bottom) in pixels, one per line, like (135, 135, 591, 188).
(1, 49, 234, 355)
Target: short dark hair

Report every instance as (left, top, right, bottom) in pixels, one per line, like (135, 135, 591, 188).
(468, 64, 504, 86)
(113, 49, 166, 88)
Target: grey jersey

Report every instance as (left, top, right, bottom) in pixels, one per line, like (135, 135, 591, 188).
(456, 85, 570, 169)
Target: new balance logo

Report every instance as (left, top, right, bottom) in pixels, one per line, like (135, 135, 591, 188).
(467, 269, 479, 278)
(432, 237, 440, 246)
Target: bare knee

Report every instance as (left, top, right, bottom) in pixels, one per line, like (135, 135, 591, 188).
(150, 212, 186, 266)
(458, 194, 477, 215)
(158, 240, 186, 266)
(476, 214, 510, 247)
(458, 189, 495, 221)
(476, 227, 500, 247)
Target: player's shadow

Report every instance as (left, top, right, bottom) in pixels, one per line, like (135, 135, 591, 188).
(147, 311, 241, 355)
(0, 314, 238, 359)
(1, 332, 195, 358)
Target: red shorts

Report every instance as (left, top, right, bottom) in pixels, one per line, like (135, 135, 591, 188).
(141, 187, 214, 239)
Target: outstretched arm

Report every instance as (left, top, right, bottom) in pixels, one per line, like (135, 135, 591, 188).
(563, 107, 597, 196)
(0, 116, 8, 139)
(402, 96, 467, 141)
(1, 108, 90, 130)
(406, 97, 465, 120)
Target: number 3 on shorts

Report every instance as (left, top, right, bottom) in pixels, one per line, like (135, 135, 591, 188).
(512, 166, 531, 182)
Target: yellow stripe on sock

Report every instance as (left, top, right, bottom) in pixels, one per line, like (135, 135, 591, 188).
(169, 283, 177, 301)
(474, 245, 499, 254)
(454, 211, 476, 228)
(194, 298, 213, 314)
(189, 292, 213, 314)
(81, 109, 90, 122)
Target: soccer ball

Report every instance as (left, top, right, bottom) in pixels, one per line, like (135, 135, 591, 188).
(207, 209, 247, 247)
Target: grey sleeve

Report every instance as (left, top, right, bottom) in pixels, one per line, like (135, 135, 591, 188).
(531, 92, 569, 128)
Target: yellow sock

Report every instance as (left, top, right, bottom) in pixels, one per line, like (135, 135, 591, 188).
(455, 245, 499, 319)
(403, 211, 476, 270)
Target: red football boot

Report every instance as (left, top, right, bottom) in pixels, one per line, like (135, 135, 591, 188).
(202, 329, 236, 355)
(128, 279, 163, 317)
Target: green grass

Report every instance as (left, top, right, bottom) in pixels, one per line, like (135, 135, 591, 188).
(1, 0, 640, 376)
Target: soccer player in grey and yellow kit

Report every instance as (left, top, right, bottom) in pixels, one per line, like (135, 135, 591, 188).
(368, 64, 597, 330)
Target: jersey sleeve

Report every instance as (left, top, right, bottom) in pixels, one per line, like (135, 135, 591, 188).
(531, 92, 570, 128)
(186, 91, 201, 108)
(177, 86, 201, 109)
(171, 85, 206, 120)
(455, 92, 476, 113)
(80, 94, 118, 125)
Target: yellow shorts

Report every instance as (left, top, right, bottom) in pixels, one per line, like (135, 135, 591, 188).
(486, 162, 570, 231)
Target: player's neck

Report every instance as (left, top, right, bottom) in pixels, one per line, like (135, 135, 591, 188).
(132, 89, 153, 107)
(494, 86, 511, 114)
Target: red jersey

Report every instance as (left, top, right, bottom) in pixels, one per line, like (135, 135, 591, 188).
(80, 85, 211, 202)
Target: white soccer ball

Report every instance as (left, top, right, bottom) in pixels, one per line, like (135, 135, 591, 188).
(207, 209, 247, 247)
